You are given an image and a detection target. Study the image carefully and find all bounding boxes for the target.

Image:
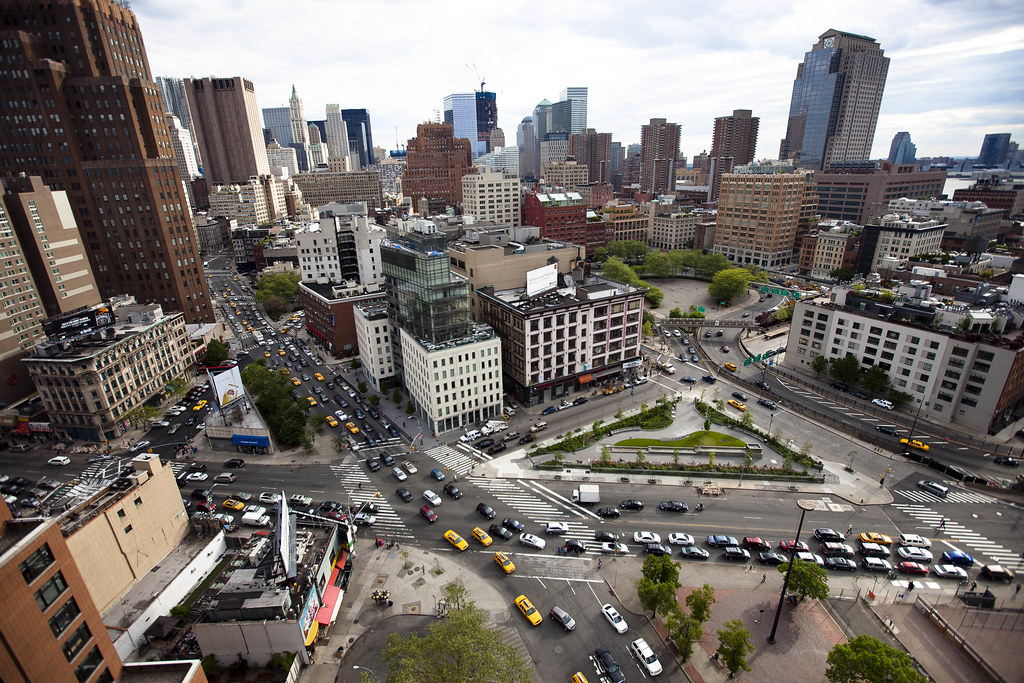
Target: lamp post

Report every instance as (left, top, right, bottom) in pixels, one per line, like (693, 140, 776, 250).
(768, 499, 816, 644)
(353, 664, 378, 680)
(768, 412, 776, 437)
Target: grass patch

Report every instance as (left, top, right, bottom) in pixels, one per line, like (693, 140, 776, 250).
(615, 431, 745, 448)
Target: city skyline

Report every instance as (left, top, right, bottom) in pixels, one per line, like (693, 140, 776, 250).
(133, 0, 1022, 161)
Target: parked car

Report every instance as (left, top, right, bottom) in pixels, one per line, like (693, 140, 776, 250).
(601, 604, 628, 634)
(875, 425, 900, 436)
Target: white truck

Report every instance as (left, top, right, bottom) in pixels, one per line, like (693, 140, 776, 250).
(481, 420, 508, 436)
(571, 484, 600, 504)
(241, 510, 270, 526)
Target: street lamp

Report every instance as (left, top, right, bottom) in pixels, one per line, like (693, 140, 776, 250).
(768, 412, 776, 436)
(768, 499, 816, 644)
(352, 665, 377, 680)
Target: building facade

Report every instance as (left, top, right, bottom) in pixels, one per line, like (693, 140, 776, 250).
(185, 77, 271, 186)
(952, 179, 1024, 220)
(855, 215, 946, 275)
(402, 124, 473, 207)
(887, 132, 917, 165)
(883, 197, 1003, 249)
(325, 104, 352, 170)
(640, 118, 681, 195)
(713, 173, 810, 267)
(353, 301, 394, 392)
(541, 160, 589, 191)
(341, 109, 374, 169)
(601, 202, 650, 243)
(559, 87, 589, 135)
(978, 134, 1011, 167)
(523, 190, 587, 248)
(568, 129, 613, 184)
(813, 163, 948, 225)
(298, 283, 385, 357)
(797, 222, 859, 278)
(650, 205, 698, 251)
(711, 109, 759, 166)
(461, 169, 521, 227)
(290, 170, 383, 210)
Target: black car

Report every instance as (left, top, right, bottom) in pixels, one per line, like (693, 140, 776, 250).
(680, 376, 698, 384)
(365, 457, 381, 472)
(224, 458, 245, 469)
(188, 462, 207, 472)
(572, 396, 589, 406)
(354, 409, 365, 420)
(722, 547, 751, 561)
(486, 443, 507, 455)
(502, 517, 525, 532)
(732, 391, 748, 401)
(994, 456, 1020, 467)
(825, 557, 858, 571)
(396, 487, 413, 502)
(680, 546, 710, 560)
(851, 391, 869, 400)
(367, 407, 380, 419)
(387, 426, 400, 437)
(757, 399, 778, 410)
(596, 507, 621, 518)
(831, 382, 848, 391)
(758, 552, 787, 565)
(875, 425, 900, 436)
(658, 500, 688, 512)
(488, 523, 513, 541)
(476, 502, 495, 519)
(594, 530, 618, 543)
(645, 543, 670, 556)
(443, 483, 462, 499)
(814, 527, 844, 542)
(619, 499, 644, 510)
(701, 374, 717, 384)
(380, 453, 395, 466)
(594, 646, 625, 683)
(755, 381, 771, 391)
(518, 434, 535, 445)
(564, 539, 587, 555)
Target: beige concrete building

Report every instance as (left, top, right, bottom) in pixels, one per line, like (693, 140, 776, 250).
(649, 203, 698, 250)
(354, 300, 395, 393)
(461, 169, 521, 227)
(541, 159, 589, 192)
(291, 170, 383, 210)
(208, 178, 275, 225)
(798, 221, 859, 278)
(266, 140, 299, 175)
(23, 298, 193, 442)
(185, 77, 270, 187)
(601, 202, 650, 243)
(881, 198, 1002, 248)
(857, 215, 946, 275)
(713, 172, 809, 267)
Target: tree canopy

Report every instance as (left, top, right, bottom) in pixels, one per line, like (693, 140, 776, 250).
(811, 355, 830, 375)
(240, 363, 308, 447)
(637, 555, 682, 618)
(862, 365, 891, 395)
(716, 619, 754, 677)
(202, 339, 229, 367)
(599, 256, 664, 308)
(708, 268, 753, 304)
(826, 635, 926, 683)
(829, 354, 862, 384)
(777, 558, 830, 602)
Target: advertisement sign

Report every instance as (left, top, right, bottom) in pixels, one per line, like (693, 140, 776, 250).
(298, 584, 321, 637)
(43, 305, 113, 338)
(525, 263, 558, 298)
(209, 366, 246, 408)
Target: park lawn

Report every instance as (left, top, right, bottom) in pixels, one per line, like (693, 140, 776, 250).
(615, 430, 745, 448)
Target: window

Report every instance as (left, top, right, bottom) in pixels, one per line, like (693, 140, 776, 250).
(951, 347, 969, 357)
(34, 571, 68, 611)
(74, 645, 103, 682)
(49, 598, 81, 637)
(19, 543, 55, 584)
(62, 622, 92, 663)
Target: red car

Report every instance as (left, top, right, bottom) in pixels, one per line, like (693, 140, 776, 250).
(779, 540, 810, 553)
(742, 537, 771, 551)
(897, 561, 928, 575)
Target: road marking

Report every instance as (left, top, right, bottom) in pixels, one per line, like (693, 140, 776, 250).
(513, 574, 603, 584)
(743, 516, 763, 520)
(525, 481, 602, 520)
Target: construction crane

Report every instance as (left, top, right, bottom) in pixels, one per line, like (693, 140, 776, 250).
(465, 63, 485, 92)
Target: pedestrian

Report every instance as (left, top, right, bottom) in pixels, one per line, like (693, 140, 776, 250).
(597, 559, 602, 569)
(847, 524, 853, 535)
(761, 573, 766, 584)
(1015, 584, 1021, 597)
(970, 581, 977, 592)
(907, 581, 915, 592)
(358, 482, 362, 489)
(937, 518, 945, 530)
(422, 565, 426, 575)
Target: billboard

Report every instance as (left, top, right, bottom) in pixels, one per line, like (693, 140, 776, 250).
(526, 263, 558, 298)
(209, 366, 245, 408)
(43, 305, 113, 339)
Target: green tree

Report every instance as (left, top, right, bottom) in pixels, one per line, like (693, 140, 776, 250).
(202, 339, 229, 366)
(811, 355, 829, 375)
(635, 449, 646, 464)
(740, 410, 755, 430)
(357, 380, 368, 394)
(716, 619, 754, 678)
(830, 266, 856, 281)
(168, 377, 189, 398)
(665, 610, 703, 661)
(309, 414, 326, 430)
(862, 366, 890, 395)
(825, 635, 926, 683)
(392, 388, 403, 404)
(592, 246, 609, 262)
(367, 394, 381, 407)
(642, 320, 655, 337)
(600, 256, 638, 284)
(600, 445, 611, 463)
(886, 389, 914, 408)
(708, 268, 752, 304)
(636, 576, 678, 619)
(669, 307, 683, 318)
(774, 301, 794, 321)
(262, 295, 288, 320)
(406, 400, 415, 414)
(642, 553, 682, 588)
(829, 353, 862, 384)
(685, 584, 717, 624)
(776, 558, 829, 602)
(645, 251, 676, 278)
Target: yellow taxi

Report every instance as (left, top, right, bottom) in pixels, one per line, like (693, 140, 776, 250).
(900, 438, 929, 452)
(444, 530, 469, 552)
(263, 351, 271, 358)
(570, 674, 590, 683)
(346, 422, 359, 434)
(278, 349, 286, 356)
(727, 399, 747, 411)
(222, 498, 244, 511)
(314, 373, 325, 382)
(307, 396, 317, 407)
(325, 416, 338, 428)
(280, 326, 290, 334)
(472, 527, 493, 546)
(232, 276, 238, 281)
(858, 532, 893, 546)
(514, 594, 542, 625)
(229, 301, 236, 308)
(495, 551, 515, 574)
(724, 362, 737, 371)
(193, 400, 207, 411)
(291, 377, 301, 386)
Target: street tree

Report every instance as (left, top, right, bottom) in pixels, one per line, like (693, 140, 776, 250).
(830, 266, 856, 281)
(740, 410, 755, 430)
(811, 355, 829, 375)
(829, 353, 862, 384)
(367, 394, 381, 407)
(392, 388, 403, 404)
(636, 575, 678, 619)
(641, 553, 681, 588)
(357, 380, 368, 394)
(664, 609, 703, 661)
(685, 584, 717, 624)
(644, 251, 676, 278)
(776, 558, 829, 602)
(862, 366, 891, 395)
(708, 268, 753, 304)
(826, 635, 926, 683)
(308, 414, 326, 430)
(600, 256, 638, 284)
(669, 307, 683, 318)
(202, 339, 229, 367)
(716, 619, 754, 678)
(886, 389, 914, 408)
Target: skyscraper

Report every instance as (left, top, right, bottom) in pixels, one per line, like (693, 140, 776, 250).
(262, 106, 293, 146)
(779, 29, 889, 170)
(560, 87, 589, 135)
(342, 109, 375, 168)
(326, 104, 353, 169)
(888, 132, 917, 165)
(714, 173, 813, 267)
(475, 91, 498, 153)
(711, 109, 760, 166)
(444, 93, 479, 153)
(403, 123, 473, 207)
(0, 0, 213, 323)
(978, 134, 1011, 167)
(289, 85, 312, 171)
(517, 117, 538, 179)
(156, 76, 201, 166)
(569, 129, 613, 184)
(186, 77, 271, 187)
(640, 118, 681, 195)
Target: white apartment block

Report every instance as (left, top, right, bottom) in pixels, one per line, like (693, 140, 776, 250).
(401, 328, 503, 435)
(461, 169, 521, 227)
(865, 215, 946, 273)
(208, 181, 270, 225)
(649, 210, 697, 250)
(295, 221, 340, 282)
(354, 301, 394, 392)
(267, 141, 299, 175)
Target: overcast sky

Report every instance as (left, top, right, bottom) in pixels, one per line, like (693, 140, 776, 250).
(136, 0, 1024, 161)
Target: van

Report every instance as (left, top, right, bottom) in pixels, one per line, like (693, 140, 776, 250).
(9, 443, 31, 453)
(897, 533, 932, 549)
(917, 480, 948, 497)
(214, 472, 236, 484)
(459, 430, 482, 443)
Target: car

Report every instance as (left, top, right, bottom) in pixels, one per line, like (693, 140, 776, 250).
(941, 550, 974, 567)
(706, 535, 739, 547)
(400, 460, 417, 474)
(502, 431, 521, 442)
(917, 480, 948, 497)
(224, 458, 245, 469)
(931, 564, 968, 580)
(495, 551, 515, 574)
(232, 491, 253, 502)
(860, 542, 890, 558)
(442, 483, 462, 499)
(380, 453, 395, 466)
(395, 487, 412, 502)
(151, 420, 171, 428)
(732, 391, 748, 401)
(814, 528, 845, 542)
(474, 438, 495, 450)
(896, 546, 933, 563)
(306, 396, 318, 407)
(596, 506, 621, 518)
(629, 637, 663, 676)
(822, 543, 856, 558)
(193, 400, 207, 411)
(541, 406, 558, 416)
(619, 499, 644, 510)
(994, 456, 1020, 467)
(757, 398, 778, 409)
(691, 354, 700, 363)
(831, 382, 848, 391)
(667, 533, 695, 546)
(722, 547, 751, 561)
(851, 391, 869, 400)
(871, 398, 894, 409)
(594, 530, 618, 543)
(701, 373, 717, 383)
(444, 530, 469, 551)
(222, 498, 245, 511)
(875, 425, 900, 436)
(502, 517, 525, 532)
(518, 434, 535, 445)
(314, 372, 324, 381)
(742, 537, 771, 551)
(598, 542, 629, 555)
(48, 456, 71, 466)
(858, 532, 893, 546)
(485, 442, 507, 455)
(423, 490, 442, 507)
(900, 438, 930, 452)
(862, 557, 893, 572)
(471, 527, 492, 546)
(644, 543, 670, 556)
(758, 552, 788, 565)
(549, 605, 576, 631)
(755, 380, 771, 390)
(519, 533, 546, 550)
(572, 395, 589, 406)
(659, 500, 688, 512)
(545, 521, 569, 534)
(392, 467, 407, 482)
(515, 595, 542, 625)
(897, 561, 928, 575)
(721, 345, 730, 353)
(825, 557, 858, 571)
(601, 603, 628, 633)
(420, 505, 438, 523)
(353, 512, 376, 526)
(130, 440, 151, 452)
(186, 472, 208, 482)
(476, 502, 496, 519)
(564, 539, 588, 555)
(633, 531, 662, 544)
(981, 564, 1016, 582)
(727, 399, 747, 411)
(346, 422, 359, 434)
(897, 533, 931, 549)
(365, 458, 381, 472)
(489, 523, 513, 541)
(594, 646, 626, 683)
(429, 468, 446, 481)
(680, 376, 697, 384)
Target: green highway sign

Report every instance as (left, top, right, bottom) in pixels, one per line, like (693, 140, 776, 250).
(697, 306, 705, 313)
(759, 286, 802, 299)
(744, 353, 765, 367)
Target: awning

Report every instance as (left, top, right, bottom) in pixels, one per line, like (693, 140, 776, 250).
(315, 585, 342, 626)
(578, 374, 594, 383)
(231, 434, 270, 447)
(303, 620, 319, 647)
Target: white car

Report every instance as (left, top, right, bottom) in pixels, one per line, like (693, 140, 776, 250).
(601, 603, 628, 634)
(519, 533, 546, 549)
(186, 472, 209, 482)
(932, 564, 969, 580)
(402, 461, 418, 474)
(334, 410, 349, 420)
(897, 533, 932, 549)
(151, 420, 170, 428)
(668, 533, 695, 546)
(544, 522, 569, 534)
(258, 492, 281, 504)
(423, 490, 441, 507)
(393, 467, 408, 482)
(353, 512, 376, 526)
(48, 456, 71, 466)
(598, 542, 629, 555)
(633, 531, 662, 545)
(896, 546, 934, 563)
(795, 551, 825, 567)
(871, 398, 894, 410)
(630, 637, 663, 676)
(130, 440, 151, 452)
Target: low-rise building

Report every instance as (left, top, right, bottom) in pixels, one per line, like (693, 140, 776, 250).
(879, 197, 1003, 250)
(952, 177, 1024, 220)
(649, 201, 697, 250)
(855, 215, 946, 275)
(461, 168, 521, 227)
(290, 169, 383, 210)
(299, 282, 385, 357)
(523, 189, 587, 248)
(813, 162, 947, 225)
(601, 201, 649, 243)
(353, 301, 394, 392)
(797, 221, 860, 278)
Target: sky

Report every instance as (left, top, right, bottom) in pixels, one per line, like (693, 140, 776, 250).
(135, 0, 1024, 161)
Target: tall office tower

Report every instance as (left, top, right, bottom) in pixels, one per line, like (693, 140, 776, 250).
(326, 104, 353, 168)
(289, 85, 312, 171)
(517, 117, 539, 179)
(475, 91, 498, 153)
(186, 77, 271, 186)
(0, 0, 213, 323)
(713, 173, 810, 267)
(640, 118, 681, 195)
(262, 106, 293, 146)
(978, 134, 1011, 167)
(403, 123, 473, 207)
(342, 109, 375, 168)
(887, 132, 917, 165)
(307, 124, 329, 167)
(540, 133, 570, 168)
(560, 87, 589, 134)
(568, 129, 613, 183)
(156, 76, 201, 166)
(779, 29, 889, 170)
(267, 140, 300, 175)
(165, 113, 200, 211)
(711, 109, 760, 166)
(610, 142, 623, 173)
(444, 93, 478, 152)
(550, 100, 574, 137)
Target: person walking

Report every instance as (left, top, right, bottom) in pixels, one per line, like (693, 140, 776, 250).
(761, 573, 766, 584)
(847, 524, 854, 535)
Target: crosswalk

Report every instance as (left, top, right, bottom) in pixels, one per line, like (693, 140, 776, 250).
(328, 461, 414, 539)
(893, 503, 1022, 569)
(472, 478, 605, 546)
(423, 444, 492, 477)
(893, 487, 999, 504)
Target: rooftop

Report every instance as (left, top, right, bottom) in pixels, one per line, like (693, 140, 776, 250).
(485, 274, 645, 315)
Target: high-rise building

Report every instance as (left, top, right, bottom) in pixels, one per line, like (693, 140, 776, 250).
(288, 170, 383, 210)
(307, 124, 329, 168)
(186, 77, 271, 186)
(640, 118, 681, 195)
(540, 134, 570, 168)
(289, 85, 311, 171)
(341, 109, 375, 168)
(978, 134, 1012, 167)
(711, 109, 759, 166)
(262, 106, 293, 146)
(443, 93, 478, 153)
(813, 162, 947, 225)
(569, 129, 613, 184)
(0, 0, 213, 323)
(476, 91, 498, 153)
(462, 169, 521, 227)
(779, 29, 889, 170)
(887, 132, 917, 165)
(560, 87, 589, 135)
(517, 117, 539, 179)
(403, 123, 473, 207)
(267, 141, 300, 175)
(714, 173, 812, 267)
(489, 128, 506, 150)
(325, 104, 352, 169)
(166, 113, 200, 211)
(542, 159, 590, 192)
(156, 75, 201, 166)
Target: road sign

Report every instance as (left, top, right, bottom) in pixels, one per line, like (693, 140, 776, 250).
(760, 286, 802, 299)
(697, 306, 705, 313)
